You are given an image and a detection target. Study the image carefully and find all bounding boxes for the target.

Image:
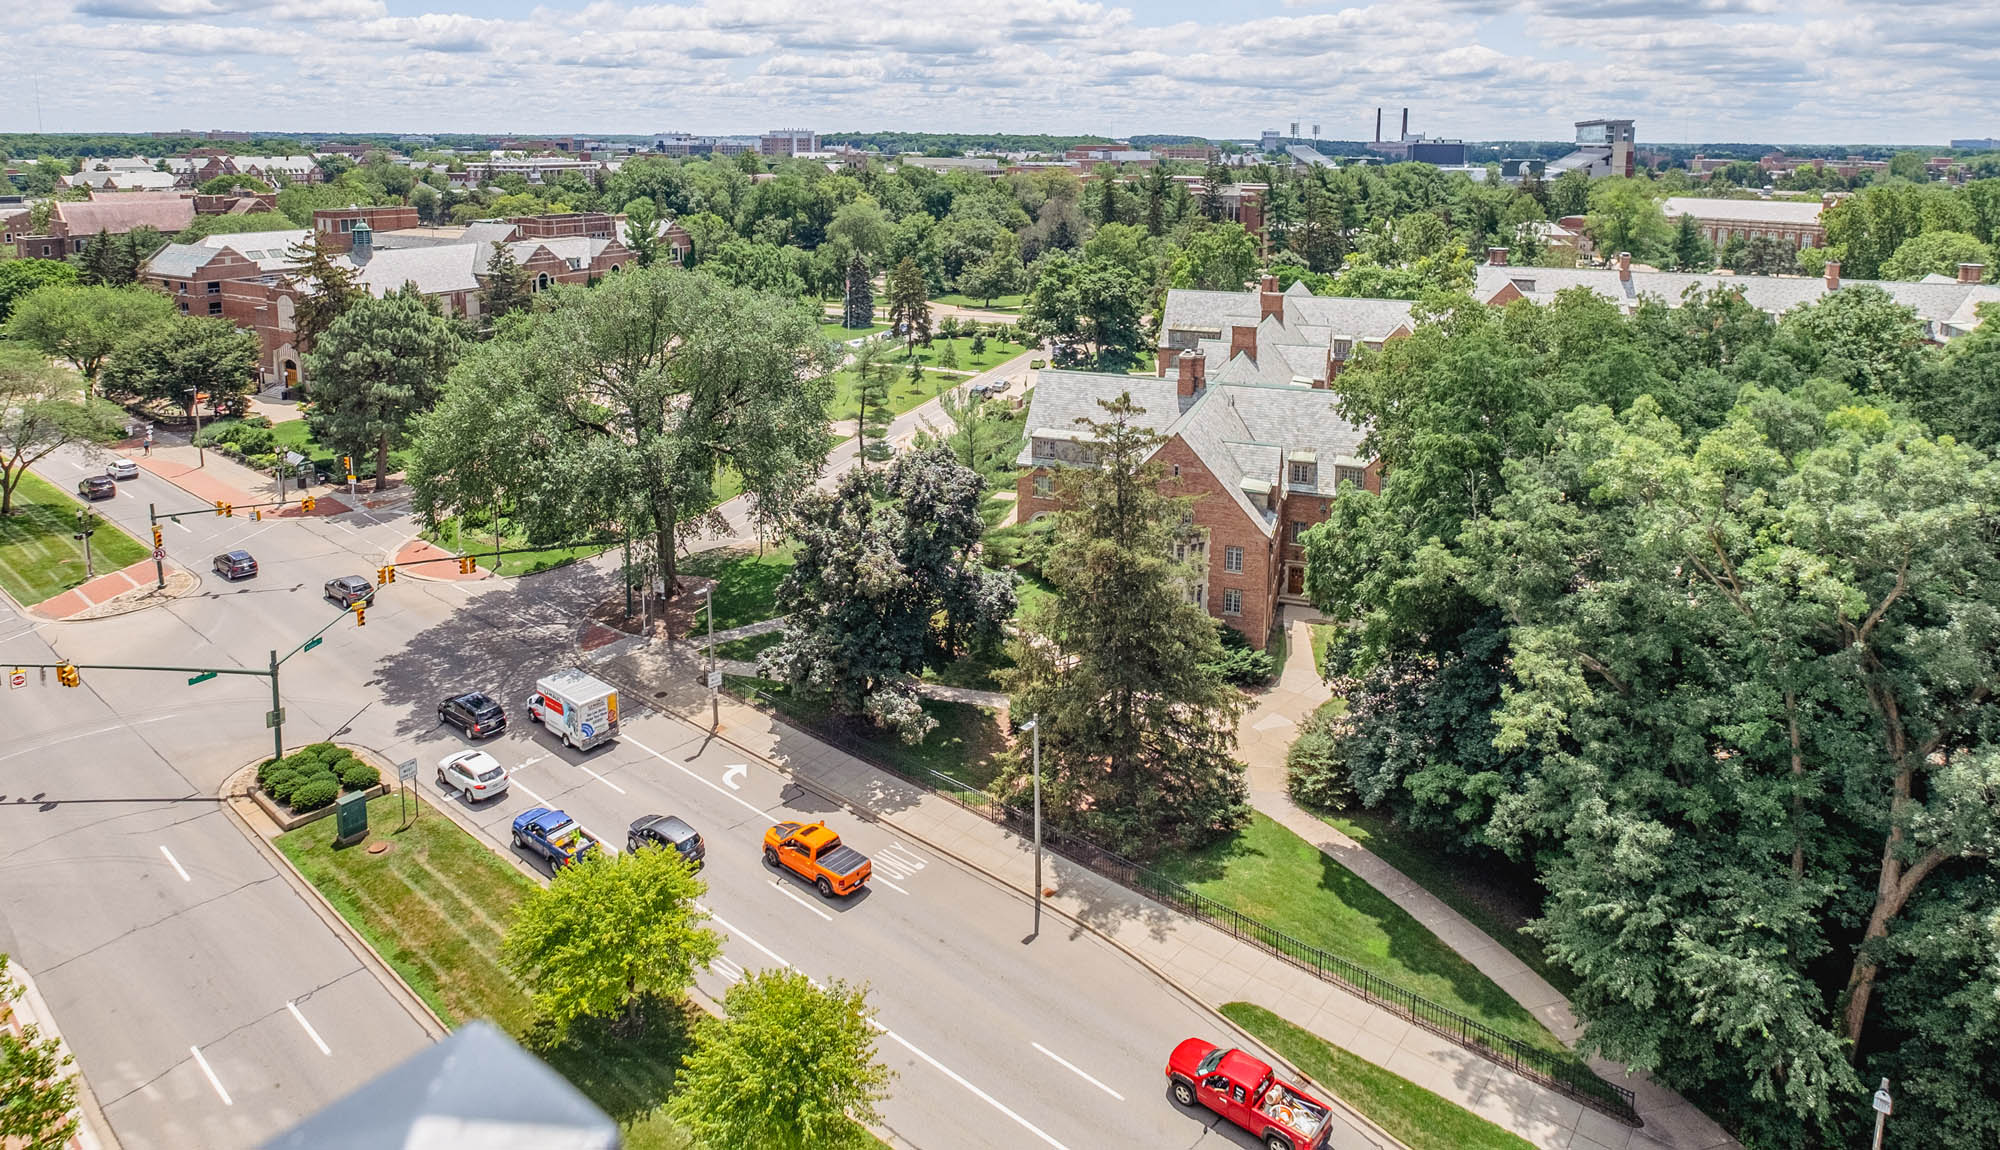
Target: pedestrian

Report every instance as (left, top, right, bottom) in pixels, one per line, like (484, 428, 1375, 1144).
(143, 433, 152, 457)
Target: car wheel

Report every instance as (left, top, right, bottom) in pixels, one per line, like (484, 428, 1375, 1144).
(1265, 1136, 1293, 1150)
(436, 769, 449, 790)
(512, 831, 525, 848)
(764, 847, 780, 867)
(1171, 1080, 1196, 1107)
(816, 877, 835, 898)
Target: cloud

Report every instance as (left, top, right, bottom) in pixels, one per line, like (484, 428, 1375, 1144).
(75, 0, 384, 19)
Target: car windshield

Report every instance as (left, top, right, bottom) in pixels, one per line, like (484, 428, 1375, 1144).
(475, 766, 505, 782)
(463, 693, 495, 711)
(1196, 1048, 1227, 1076)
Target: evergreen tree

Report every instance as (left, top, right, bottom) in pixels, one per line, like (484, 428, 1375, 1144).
(937, 339, 959, 373)
(1000, 394, 1248, 853)
(76, 229, 118, 286)
(480, 243, 531, 326)
(621, 197, 661, 266)
(842, 253, 874, 329)
(1670, 212, 1711, 271)
(1200, 165, 1227, 222)
(1145, 166, 1169, 236)
(283, 232, 363, 356)
(1097, 167, 1120, 227)
(304, 285, 461, 491)
(885, 256, 931, 353)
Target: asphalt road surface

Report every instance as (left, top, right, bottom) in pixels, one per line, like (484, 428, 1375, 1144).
(0, 441, 1380, 1150)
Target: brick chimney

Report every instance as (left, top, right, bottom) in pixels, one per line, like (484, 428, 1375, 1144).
(1487, 246, 1509, 266)
(1259, 274, 1283, 323)
(1230, 324, 1257, 363)
(1959, 262, 1986, 284)
(1175, 349, 1207, 398)
(1824, 259, 1841, 290)
(1616, 251, 1631, 280)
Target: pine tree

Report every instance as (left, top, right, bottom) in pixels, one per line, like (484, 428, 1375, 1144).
(1671, 212, 1712, 271)
(480, 244, 531, 327)
(849, 340, 894, 465)
(885, 257, 931, 354)
(1200, 165, 1227, 222)
(283, 232, 363, 356)
(1001, 393, 1249, 853)
(843, 253, 874, 329)
(1145, 166, 1168, 236)
(77, 229, 118, 286)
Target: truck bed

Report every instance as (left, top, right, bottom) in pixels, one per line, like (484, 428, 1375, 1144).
(819, 844, 869, 877)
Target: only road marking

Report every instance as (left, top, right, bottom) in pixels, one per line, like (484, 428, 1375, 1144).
(768, 879, 833, 922)
(159, 845, 190, 882)
(722, 763, 746, 790)
(1032, 1042, 1125, 1101)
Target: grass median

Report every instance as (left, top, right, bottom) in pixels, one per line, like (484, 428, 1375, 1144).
(1220, 1003, 1535, 1150)
(0, 470, 150, 604)
(724, 673, 1007, 793)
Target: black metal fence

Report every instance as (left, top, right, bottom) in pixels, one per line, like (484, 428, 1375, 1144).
(731, 686, 1641, 1126)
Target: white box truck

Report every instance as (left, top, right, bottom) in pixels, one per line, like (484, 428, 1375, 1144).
(528, 669, 620, 751)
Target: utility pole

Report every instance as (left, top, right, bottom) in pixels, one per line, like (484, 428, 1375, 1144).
(697, 585, 717, 731)
(148, 503, 164, 589)
(75, 508, 95, 580)
(1870, 1078, 1892, 1150)
(268, 649, 283, 762)
(1019, 716, 1042, 937)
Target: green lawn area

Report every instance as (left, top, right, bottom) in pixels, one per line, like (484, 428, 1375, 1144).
(1220, 1003, 1535, 1150)
(1010, 570, 1056, 620)
(276, 793, 701, 1148)
(1309, 624, 1336, 675)
(424, 516, 611, 577)
(265, 418, 410, 479)
(0, 470, 150, 605)
(822, 320, 891, 341)
(828, 364, 954, 424)
(932, 292, 1024, 312)
(678, 545, 796, 630)
(1149, 812, 1569, 1058)
(1317, 807, 1578, 998)
(725, 674, 1007, 793)
(903, 335, 1031, 372)
(711, 629, 783, 661)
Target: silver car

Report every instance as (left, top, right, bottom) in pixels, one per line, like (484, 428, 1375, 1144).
(106, 458, 140, 481)
(436, 749, 510, 802)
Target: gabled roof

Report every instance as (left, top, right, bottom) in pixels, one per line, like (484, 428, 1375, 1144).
(1015, 370, 1186, 467)
(344, 244, 482, 297)
(51, 196, 195, 236)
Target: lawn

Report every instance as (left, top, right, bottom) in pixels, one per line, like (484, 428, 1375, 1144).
(276, 793, 701, 1149)
(1148, 812, 1569, 1058)
(1317, 807, 1579, 998)
(932, 292, 1024, 312)
(1309, 624, 1336, 675)
(0, 470, 150, 605)
(677, 544, 797, 630)
(1220, 1003, 1535, 1150)
(725, 674, 1008, 793)
(827, 364, 955, 425)
(902, 335, 1031, 372)
(424, 516, 611, 577)
(710, 629, 783, 661)
(821, 320, 890, 341)
(266, 418, 410, 479)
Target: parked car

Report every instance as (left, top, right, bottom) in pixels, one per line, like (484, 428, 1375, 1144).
(628, 814, 705, 870)
(106, 458, 139, 481)
(1165, 1039, 1334, 1150)
(438, 691, 507, 738)
(512, 807, 602, 870)
(436, 749, 510, 802)
(987, 378, 1013, 394)
(77, 475, 115, 501)
(212, 550, 258, 580)
(763, 821, 870, 897)
(324, 576, 374, 607)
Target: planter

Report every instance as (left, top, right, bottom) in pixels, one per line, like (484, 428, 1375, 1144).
(252, 781, 390, 831)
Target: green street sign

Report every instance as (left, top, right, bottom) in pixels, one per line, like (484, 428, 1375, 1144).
(302, 636, 323, 653)
(188, 671, 217, 685)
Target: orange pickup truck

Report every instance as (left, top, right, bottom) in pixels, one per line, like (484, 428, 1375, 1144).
(763, 821, 871, 897)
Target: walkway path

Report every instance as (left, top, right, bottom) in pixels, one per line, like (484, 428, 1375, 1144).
(1237, 620, 1739, 1150)
(686, 616, 786, 649)
(31, 560, 173, 621)
(593, 640, 1729, 1150)
(707, 652, 1009, 709)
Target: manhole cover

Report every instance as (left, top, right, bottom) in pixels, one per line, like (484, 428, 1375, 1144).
(654, 691, 667, 698)
(367, 841, 391, 855)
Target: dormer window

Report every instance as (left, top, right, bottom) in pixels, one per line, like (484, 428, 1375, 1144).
(1335, 464, 1367, 491)
(1288, 461, 1316, 487)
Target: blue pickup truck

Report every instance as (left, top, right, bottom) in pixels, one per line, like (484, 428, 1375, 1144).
(511, 807, 603, 870)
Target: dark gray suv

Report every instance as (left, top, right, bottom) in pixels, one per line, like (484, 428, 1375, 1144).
(212, 550, 258, 580)
(324, 575, 374, 607)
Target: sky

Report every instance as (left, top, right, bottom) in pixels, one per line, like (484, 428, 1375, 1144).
(8, 0, 1995, 144)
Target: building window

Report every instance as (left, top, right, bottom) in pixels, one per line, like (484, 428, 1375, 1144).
(1033, 474, 1052, 497)
(1222, 588, 1242, 615)
(74, 238, 88, 252)
(41, 244, 53, 256)
(1224, 545, 1243, 573)
(1288, 461, 1316, 487)
(178, 301, 188, 313)
(535, 273, 551, 291)
(1172, 464, 1181, 478)
(1187, 584, 1205, 608)
(208, 301, 223, 315)
(1335, 465, 1367, 491)
(1289, 521, 1306, 542)
(207, 281, 221, 295)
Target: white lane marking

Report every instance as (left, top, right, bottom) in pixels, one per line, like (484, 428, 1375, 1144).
(722, 763, 746, 790)
(71, 462, 90, 472)
(700, 905, 1072, 1149)
(874, 876, 909, 895)
(510, 779, 549, 806)
(286, 1002, 331, 1055)
(189, 1045, 233, 1105)
(623, 734, 768, 819)
(880, 843, 928, 872)
(1032, 1042, 1125, 1101)
(172, 518, 192, 532)
(515, 754, 548, 770)
(768, 879, 833, 921)
(0, 714, 181, 765)
(159, 845, 191, 882)
(577, 762, 626, 795)
(711, 955, 744, 983)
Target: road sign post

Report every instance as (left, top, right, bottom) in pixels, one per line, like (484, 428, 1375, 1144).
(1871, 1079, 1892, 1150)
(397, 758, 419, 827)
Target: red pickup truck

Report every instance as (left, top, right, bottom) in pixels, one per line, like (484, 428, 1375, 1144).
(1166, 1038, 1334, 1150)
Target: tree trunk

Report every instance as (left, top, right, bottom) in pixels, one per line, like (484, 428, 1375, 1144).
(374, 432, 390, 493)
(1840, 757, 1952, 1053)
(0, 469, 16, 517)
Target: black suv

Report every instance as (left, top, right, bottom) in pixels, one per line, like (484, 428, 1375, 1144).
(324, 576, 374, 607)
(627, 814, 705, 870)
(77, 475, 116, 501)
(439, 691, 507, 738)
(212, 550, 258, 580)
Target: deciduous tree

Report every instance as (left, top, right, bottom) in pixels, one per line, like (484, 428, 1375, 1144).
(1019, 252, 1145, 371)
(0, 347, 124, 517)
(885, 256, 931, 353)
(621, 197, 661, 267)
(304, 285, 460, 491)
(0, 260, 77, 324)
(0, 954, 79, 1150)
(1167, 223, 1259, 292)
(100, 314, 259, 418)
(4, 284, 174, 391)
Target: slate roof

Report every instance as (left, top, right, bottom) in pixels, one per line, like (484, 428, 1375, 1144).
(51, 197, 195, 236)
(345, 244, 482, 297)
(1662, 196, 1824, 227)
(143, 230, 310, 279)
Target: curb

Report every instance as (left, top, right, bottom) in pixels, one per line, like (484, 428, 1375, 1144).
(24, 562, 203, 624)
(216, 756, 452, 1043)
(587, 654, 1410, 1150)
(3, 960, 121, 1150)
(387, 533, 495, 585)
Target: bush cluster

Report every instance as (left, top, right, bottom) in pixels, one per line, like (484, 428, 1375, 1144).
(256, 742, 381, 813)
(1202, 622, 1277, 687)
(1285, 701, 1354, 812)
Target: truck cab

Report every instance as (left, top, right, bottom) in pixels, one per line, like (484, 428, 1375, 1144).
(762, 821, 870, 898)
(511, 807, 603, 871)
(1166, 1039, 1332, 1150)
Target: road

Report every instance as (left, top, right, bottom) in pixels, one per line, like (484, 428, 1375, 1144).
(0, 438, 1380, 1150)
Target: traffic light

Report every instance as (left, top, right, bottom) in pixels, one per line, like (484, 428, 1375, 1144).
(214, 500, 226, 515)
(377, 565, 396, 584)
(459, 556, 477, 574)
(56, 662, 79, 688)
(301, 496, 316, 513)
(151, 525, 163, 548)
(251, 508, 262, 522)
(352, 602, 366, 627)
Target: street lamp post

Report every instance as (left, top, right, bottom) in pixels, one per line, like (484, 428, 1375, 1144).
(1020, 716, 1042, 936)
(697, 585, 717, 731)
(1870, 1078, 1892, 1150)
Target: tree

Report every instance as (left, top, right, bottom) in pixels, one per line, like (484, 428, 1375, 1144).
(885, 257, 932, 353)
(667, 970, 891, 1150)
(851, 340, 895, 464)
(304, 286, 460, 491)
(842, 253, 874, 329)
(937, 339, 960, 373)
(1000, 395, 1248, 853)
(1670, 213, 1712, 271)
(76, 229, 120, 286)
(621, 197, 661, 267)
(920, 386, 1011, 478)
(1199, 165, 1227, 222)
(1019, 252, 1146, 371)
(0, 954, 79, 1150)
(959, 241, 1024, 307)
(479, 243, 532, 327)
(0, 259, 77, 324)
(0, 347, 124, 517)
(501, 848, 720, 1039)
(101, 314, 259, 419)
(1168, 223, 1260, 292)
(283, 233, 364, 355)
(1583, 177, 1671, 264)
(407, 265, 838, 599)
(1728, 234, 1802, 276)
(5, 284, 174, 393)
(1879, 230, 1994, 280)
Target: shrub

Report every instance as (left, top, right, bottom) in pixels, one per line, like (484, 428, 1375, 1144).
(290, 775, 339, 812)
(298, 742, 340, 764)
(337, 758, 380, 790)
(257, 757, 286, 788)
(1202, 622, 1276, 686)
(1286, 702, 1354, 811)
(983, 515, 1054, 577)
(267, 768, 307, 804)
(230, 424, 275, 454)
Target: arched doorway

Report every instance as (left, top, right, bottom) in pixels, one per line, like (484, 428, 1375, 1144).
(284, 359, 297, 387)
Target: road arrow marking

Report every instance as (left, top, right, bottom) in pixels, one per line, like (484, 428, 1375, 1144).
(722, 763, 746, 790)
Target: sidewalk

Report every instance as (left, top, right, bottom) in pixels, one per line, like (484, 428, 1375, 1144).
(591, 640, 1731, 1150)
(3, 958, 118, 1150)
(135, 449, 353, 518)
(31, 560, 184, 621)
(391, 536, 491, 581)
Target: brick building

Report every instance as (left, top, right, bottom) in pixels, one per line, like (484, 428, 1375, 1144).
(1015, 356, 1378, 647)
(760, 130, 819, 157)
(1156, 276, 1414, 388)
(8, 193, 199, 258)
(1661, 196, 1828, 252)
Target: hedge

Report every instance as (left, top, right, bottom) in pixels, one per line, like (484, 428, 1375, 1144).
(257, 744, 380, 814)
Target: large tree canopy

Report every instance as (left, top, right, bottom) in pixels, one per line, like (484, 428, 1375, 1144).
(305, 284, 461, 491)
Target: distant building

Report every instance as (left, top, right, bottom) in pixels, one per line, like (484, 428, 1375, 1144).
(1155, 144, 1221, 164)
(1260, 130, 1284, 152)
(9, 193, 199, 258)
(1364, 107, 1468, 166)
(760, 130, 820, 157)
(1951, 138, 2000, 150)
(1549, 119, 1636, 179)
(1663, 196, 1829, 252)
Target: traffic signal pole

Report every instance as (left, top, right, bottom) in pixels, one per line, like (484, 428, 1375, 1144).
(149, 503, 164, 589)
(268, 649, 283, 762)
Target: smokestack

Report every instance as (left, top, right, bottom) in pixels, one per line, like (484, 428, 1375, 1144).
(1401, 108, 1409, 138)
(1375, 108, 1382, 143)
(1825, 260, 1840, 290)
